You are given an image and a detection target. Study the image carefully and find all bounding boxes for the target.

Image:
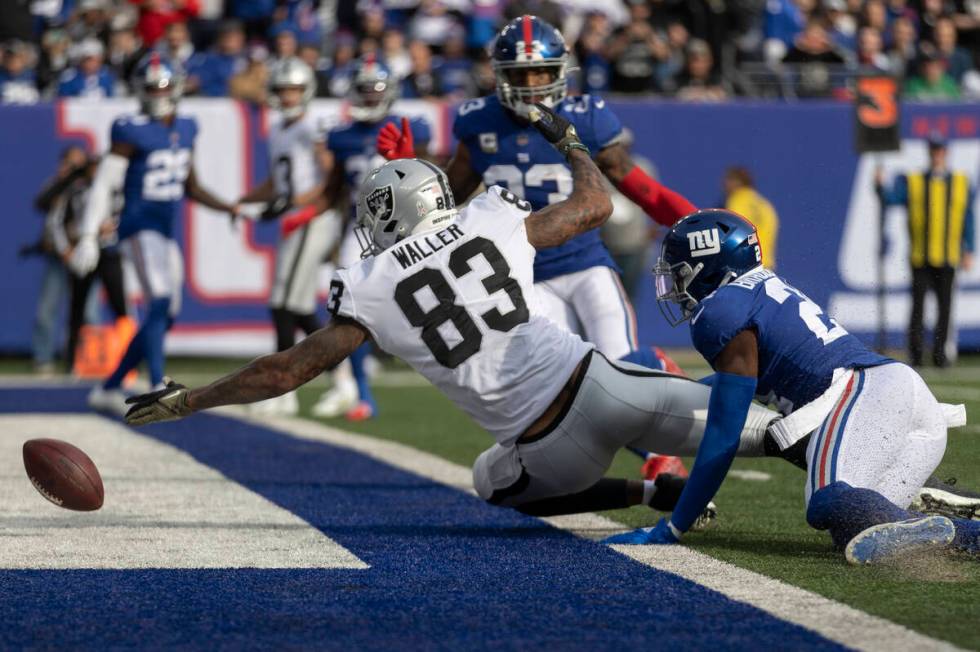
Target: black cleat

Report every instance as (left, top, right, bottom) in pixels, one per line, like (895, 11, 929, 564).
(912, 476, 980, 521)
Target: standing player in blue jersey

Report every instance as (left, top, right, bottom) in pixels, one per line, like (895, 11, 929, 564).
(284, 55, 432, 421)
(378, 15, 697, 478)
(72, 54, 240, 414)
(605, 209, 978, 565)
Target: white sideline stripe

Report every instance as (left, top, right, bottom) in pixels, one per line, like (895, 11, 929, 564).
(229, 409, 961, 652)
(0, 414, 367, 570)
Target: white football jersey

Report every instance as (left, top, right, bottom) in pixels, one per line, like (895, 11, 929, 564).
(329, 186, 594, 444)
(268, 113, 324, 198)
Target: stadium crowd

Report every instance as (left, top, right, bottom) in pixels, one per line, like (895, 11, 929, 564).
(1, 0, 979, 105)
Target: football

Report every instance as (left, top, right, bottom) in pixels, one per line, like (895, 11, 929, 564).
(23, 439, 104, 511)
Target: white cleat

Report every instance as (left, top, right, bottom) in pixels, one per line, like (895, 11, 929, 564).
(311, 385, 358, 418)
(844, 516, 955, 566)
(249, 392, 299, 417)
(87, 385, 131, 417)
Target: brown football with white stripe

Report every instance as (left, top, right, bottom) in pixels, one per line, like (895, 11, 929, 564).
(23, 439, 104, 511)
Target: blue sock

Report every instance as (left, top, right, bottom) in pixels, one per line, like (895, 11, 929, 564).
(952, 519, 980, 554)
(104, 328, 147, 390)
(807, 482, 913, 549)
(350, 343, 376, 412)
(143, 298, 171, 386)
(619, 349, 664, 371)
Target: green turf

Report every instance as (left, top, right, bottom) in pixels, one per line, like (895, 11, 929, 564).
(289, 354, 980, 650)
(6, 352, 979, 647)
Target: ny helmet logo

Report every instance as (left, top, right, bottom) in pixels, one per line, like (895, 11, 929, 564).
(687, 228, 721, 257)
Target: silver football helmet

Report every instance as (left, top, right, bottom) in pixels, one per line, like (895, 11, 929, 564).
(134, 52, 184, 120)
(355, 158, 457, 257)
(268, 57, 315, 120)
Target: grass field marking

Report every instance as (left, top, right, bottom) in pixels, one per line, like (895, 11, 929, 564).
(227, 408, 962, 652)
(728, 470, 773, 481)
(0, 413, 368, 570)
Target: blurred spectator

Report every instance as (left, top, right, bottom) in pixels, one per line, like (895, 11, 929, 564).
(783, 20, 847, 64)
(25, 146, 90, 374)
(360, 5, 387, 41)
(856, 26, 891, 71)
(503, 0, 564, 29)
(657, 20, 689, 89)
(723, 166, 779, 269)
(229, 43, 270, 103)
(861, 0, 890, 38)
(36, 28, 72, 93)
(471, 50, 496, 96)
(228, 0, 276, 41)
(905, 43, 961, 100)
(296, 42, 322, 76)
(107, 14, 146, 88)
(674, 38, 729, 101)
(381, 28, 412, 80)
(917, 0, 947, 44)
(934, 16, 973, 82)
(409, 0, 461, 51)
(0, 41, 40, 104)
(57, 39, 117, 98)
(275, 0, 323, 46)
(318, 32, 356, 98)
(401, 40, 443, 98)
(469, 0, 504, 52)
(157, 19, 199, 70)
(887, 15, 918, 78)
(134, 0, 201, 48)
(436, 27, 475, 97)
(763, 0, 806, 61)
(67, 0, 110, 44)
(886, 0, 917, 23)
(575, 19, 611, 94)
(607, 1, 662, 94)
(826, 0, 858, 52)
(270, 22, 299, 63)
(187, 19, 247, 97)
(0, 0, 33, 43)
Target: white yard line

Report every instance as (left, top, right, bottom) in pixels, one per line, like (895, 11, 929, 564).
(227, 409, 961, 652)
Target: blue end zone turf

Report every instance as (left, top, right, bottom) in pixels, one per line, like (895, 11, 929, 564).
(0, 387, 843, 649)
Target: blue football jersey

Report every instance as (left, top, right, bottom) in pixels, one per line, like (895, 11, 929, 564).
(690, 268, 891, 414)
(326, 115, 431, 214)
(453, 93, 622, 281)
(112, 114, 198, 240)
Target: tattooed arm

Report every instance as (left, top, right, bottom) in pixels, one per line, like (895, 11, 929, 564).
(524, 147, 613, 250)
(187, 318, 367, 411)
(124, 318, 368, 425)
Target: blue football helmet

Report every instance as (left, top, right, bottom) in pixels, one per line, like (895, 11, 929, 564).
(134, 52, 184, 120)
(348, 54, 398, 123)
(654, 209, 763, 325)
(491, 15, 569, 118)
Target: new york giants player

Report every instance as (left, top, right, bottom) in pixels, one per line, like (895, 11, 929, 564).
(124, 104, 783, 525)
(290, 55, 432, 421)
(236, 57, 342, 416)
(74, 54, 239, 413)
(606, 209, 977, 565)
(378, 15, 696, 478)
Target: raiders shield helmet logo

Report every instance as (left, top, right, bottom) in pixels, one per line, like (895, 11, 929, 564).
(366, 185, 394, 222)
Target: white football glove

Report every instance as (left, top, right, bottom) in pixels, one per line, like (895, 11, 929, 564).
(68, 235, 100, 276)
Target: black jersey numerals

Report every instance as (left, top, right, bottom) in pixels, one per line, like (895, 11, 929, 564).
(393, 237, 529, 369)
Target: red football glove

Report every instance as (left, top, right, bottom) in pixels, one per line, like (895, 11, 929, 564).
(279, 204, 319, 238)
(376, 117, 416, 160)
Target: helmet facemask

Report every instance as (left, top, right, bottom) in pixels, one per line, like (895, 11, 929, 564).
(140, 69, 183, 120)
(349, 73, 397, 123)
(654, 258, 703, 326)
(267, 58, 315, 120)
(493, 60, 567, 118)
(269, 84, 310, 120)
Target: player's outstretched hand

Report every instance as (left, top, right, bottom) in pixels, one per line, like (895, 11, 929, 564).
(262, 194, 291, 220)
(125, 377, 193, 426)
(68, 235, 100, 276)
(377, 117, 415, 160)
(527, 102, 589, 159)
(601, 518, 680, 545)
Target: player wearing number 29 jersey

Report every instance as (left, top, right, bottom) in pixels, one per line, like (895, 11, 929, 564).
(77, 53, 238, 415)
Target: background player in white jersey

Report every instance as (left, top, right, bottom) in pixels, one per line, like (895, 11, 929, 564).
(377, 15, 697, 479)
(235, 57, 342, 416)
(74, 53, 239, 414)
(124, 104, 786, 522)
(284, 55, 432, 421)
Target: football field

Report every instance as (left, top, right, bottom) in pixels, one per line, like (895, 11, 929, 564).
(1, 352, 978, 650)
